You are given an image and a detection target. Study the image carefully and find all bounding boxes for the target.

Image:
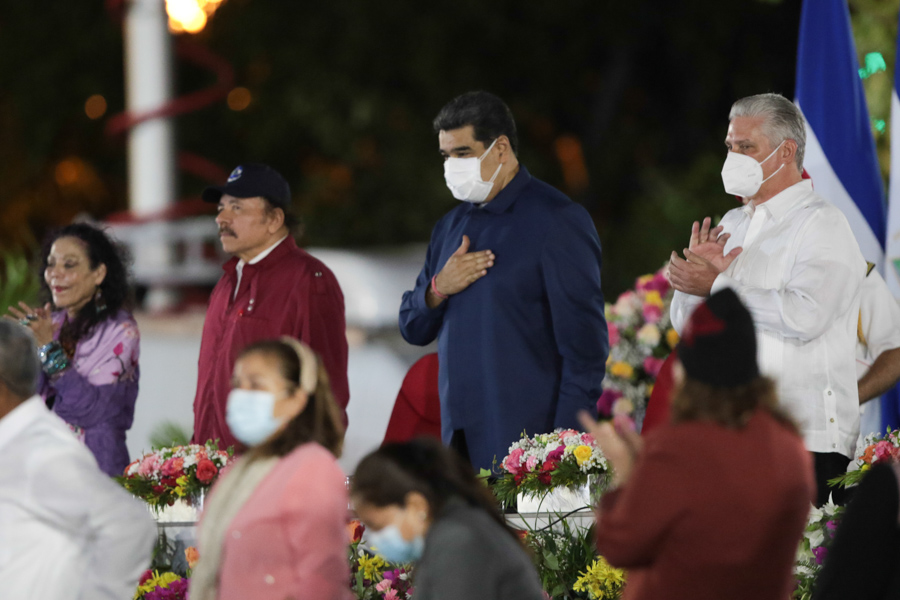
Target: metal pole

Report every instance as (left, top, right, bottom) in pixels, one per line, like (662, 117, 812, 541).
(124, 0, 178, 311)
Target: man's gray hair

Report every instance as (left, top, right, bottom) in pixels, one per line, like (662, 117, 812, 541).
(0, 321, 40, 400)
(729, 93, 806, 170)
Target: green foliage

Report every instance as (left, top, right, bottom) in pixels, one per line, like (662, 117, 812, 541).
(149, 421, 192, 449)
(524, 519, 623, 599)
(0, 251, 40, 313)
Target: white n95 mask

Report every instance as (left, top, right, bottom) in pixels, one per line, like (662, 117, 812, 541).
(720, 140, 785, 198)
(443, 138, 502, 203)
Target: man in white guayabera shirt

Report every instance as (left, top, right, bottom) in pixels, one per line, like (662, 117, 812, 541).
(668, 93, 866, 507)
(0, 320, 156, 599)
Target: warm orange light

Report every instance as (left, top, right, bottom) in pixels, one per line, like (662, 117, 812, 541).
(55, 158, 85, 187)
(554, 135, 590, 193)
(227, 87, 252, 111)
(166, 0, 225, 34)
(84, 95, 108, 120)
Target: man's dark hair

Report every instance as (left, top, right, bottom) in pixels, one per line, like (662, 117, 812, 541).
(433, 91, 519, 155)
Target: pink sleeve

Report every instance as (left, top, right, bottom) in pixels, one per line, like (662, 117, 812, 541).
(282, 449, 351, 600)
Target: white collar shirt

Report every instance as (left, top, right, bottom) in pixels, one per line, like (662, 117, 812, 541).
(234, 235, 289, 300)
(0, 396, 156, 600)
(670, 180, 866, 457)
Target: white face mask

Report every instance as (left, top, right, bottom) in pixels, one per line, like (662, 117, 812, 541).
(226, 389, 285, 446)
(443, 138, 502, 203)
(720, 140, 786, 198)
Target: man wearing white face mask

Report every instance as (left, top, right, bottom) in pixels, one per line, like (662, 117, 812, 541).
(399, 91, 609, 472)
(668, 93, 866, 506)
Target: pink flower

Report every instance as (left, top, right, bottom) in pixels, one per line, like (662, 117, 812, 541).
(872, 441, 900, 463)
(557, 429, 579, 440)
(608, 323, 620, 347)
(375, 580, 393, 593)
(813, 545, 828, 565)
(581, 433, 595, 445)
(138, 454, 160, 476)
(524, 455, 538, 473)
(596, 388, 622, 416)
(642, 304, 663, 324)
(546, 445, 565, 463)
(384, 590, 399, 600)
(113, 342, 124, 356)
(643, 356, 666, 377)
(160, 457, 185, 477)
(505, 448, 525, 475)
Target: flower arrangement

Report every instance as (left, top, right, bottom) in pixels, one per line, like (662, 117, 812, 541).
(793, 500, 843, 600)
(830, 427, 900, 489)
(572, 556, 626, 600)
(118, 441, 233, 507)
(489, 429, 610, 509)
(599, 267, 677, 425)
(348, 518, 414, 599)
(135, 570, 189, 600)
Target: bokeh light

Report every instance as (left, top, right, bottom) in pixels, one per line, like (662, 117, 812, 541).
(227, 87, 252, 111)
(84, 94, 107, 120)
(166, 0, 225, 34)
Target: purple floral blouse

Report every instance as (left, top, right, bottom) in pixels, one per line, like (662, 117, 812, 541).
(39, 309, 140, 477)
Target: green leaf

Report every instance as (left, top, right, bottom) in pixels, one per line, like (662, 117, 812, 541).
(542, 549, 560, 571)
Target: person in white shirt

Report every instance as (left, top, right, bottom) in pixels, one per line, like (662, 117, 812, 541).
(668, 93, 866, 506)
(857, 266, 900, 437)
(0, 320, 156, 600)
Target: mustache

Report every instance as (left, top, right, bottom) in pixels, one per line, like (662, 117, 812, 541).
(218, 226, 236, 237)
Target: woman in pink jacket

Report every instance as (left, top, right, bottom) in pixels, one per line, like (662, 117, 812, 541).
(190, 337, 350, 600)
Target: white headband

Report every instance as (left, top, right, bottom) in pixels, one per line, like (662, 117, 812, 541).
(279, 337, 318, 395)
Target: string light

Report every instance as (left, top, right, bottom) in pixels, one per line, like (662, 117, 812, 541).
(84, 95, 107, 120)
(227, 87, 251, 111)
(166, 0, 225, 34)
(858, 52, 886, 80)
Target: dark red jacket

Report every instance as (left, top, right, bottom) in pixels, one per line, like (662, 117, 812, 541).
(192, 237, 349, 449)
(597, 410, 815, 600)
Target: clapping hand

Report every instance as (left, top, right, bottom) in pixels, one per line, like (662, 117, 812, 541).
(578, 410, 643, 488)
(6, 301, 55, 346)
(668, 217, 742, 297)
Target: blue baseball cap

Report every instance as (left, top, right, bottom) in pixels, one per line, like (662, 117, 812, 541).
(202, 163, 291, 210)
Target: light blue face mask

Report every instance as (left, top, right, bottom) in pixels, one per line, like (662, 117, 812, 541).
(226, 389, 283, 446)
(366, 524, 424, 564)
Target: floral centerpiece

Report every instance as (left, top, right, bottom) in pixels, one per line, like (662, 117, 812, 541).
(599, 267, 677, 427)
(135, 570, 189, 600)
(118, 441, 233, 507)
(830, 427, 900, 489)
(793, 500, 843, 600)
(489, 429, 610, 509)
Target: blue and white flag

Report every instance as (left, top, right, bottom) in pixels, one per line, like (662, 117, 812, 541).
(795, 0, 885, 271)
(795, 0, 894, 433)
(882, 10, 900, 430)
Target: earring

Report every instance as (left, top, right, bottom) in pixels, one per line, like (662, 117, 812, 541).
(95, 288, 107, 314)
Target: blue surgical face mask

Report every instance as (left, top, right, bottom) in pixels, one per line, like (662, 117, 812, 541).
(226, 389, 284, 446)
(366, 524, 424, 564)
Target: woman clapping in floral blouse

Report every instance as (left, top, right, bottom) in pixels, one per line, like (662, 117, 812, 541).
(8, 223, 139, 476)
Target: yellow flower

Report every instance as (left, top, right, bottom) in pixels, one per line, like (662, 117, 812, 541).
(573, 557, 626, 600)
(134, 571, 183, 599)
(174, 486, 186, 497)
(636, 274, 654, 287)
(609, 361, 634, 380)
(358, 553, 386, 580)
(862, 464, 871, 472)
(644, 290, 664, 308)
(666, 328, 679, 349)
(574, 445, 593, 466)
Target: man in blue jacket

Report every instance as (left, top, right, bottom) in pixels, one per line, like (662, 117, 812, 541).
(399, 91, 609, 471)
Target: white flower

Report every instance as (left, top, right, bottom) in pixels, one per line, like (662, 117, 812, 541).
(636, 323, 661, 347)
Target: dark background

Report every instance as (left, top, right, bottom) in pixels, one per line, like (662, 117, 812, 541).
(0, 0, 895, 298)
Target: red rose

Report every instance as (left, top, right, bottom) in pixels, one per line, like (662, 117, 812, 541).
(514, 472, 526, 486)
(139, 570, 153, 585)
(196, 458, 218, 484)
(151, 485, 167, 495)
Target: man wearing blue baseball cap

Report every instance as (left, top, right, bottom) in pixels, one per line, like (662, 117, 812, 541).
(191, 164, 350, 449)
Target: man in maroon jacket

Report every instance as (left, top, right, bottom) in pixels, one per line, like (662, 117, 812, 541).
(191, 163, 349, 449)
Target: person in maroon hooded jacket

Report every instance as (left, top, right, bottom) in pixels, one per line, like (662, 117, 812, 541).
(192, 163, 349, 450)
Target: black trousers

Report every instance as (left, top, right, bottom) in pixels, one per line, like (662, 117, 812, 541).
(813, 451, 851, 507)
